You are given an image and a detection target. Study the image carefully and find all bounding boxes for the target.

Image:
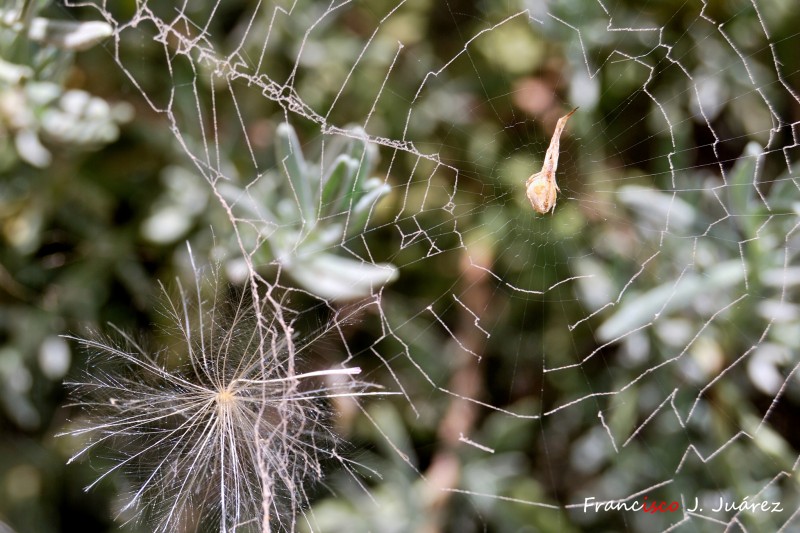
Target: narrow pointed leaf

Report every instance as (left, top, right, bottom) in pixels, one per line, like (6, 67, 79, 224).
(320, 154, 358, 217)
(288, 252, 398, 300)
(276, 122, 314, 223)
(343, 127, 378, 205)
(727, 142, 760, 238)
(346, 178, 391, 238)
(597, 260, 745, 341)
(27, 18, 112, 51)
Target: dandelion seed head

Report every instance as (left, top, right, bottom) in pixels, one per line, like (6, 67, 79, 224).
(61, 264, 373, 532)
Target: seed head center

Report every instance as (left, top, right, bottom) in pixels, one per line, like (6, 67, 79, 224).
(217, 389, 236, 404)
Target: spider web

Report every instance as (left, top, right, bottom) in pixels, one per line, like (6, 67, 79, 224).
(64, 0, 800, 531)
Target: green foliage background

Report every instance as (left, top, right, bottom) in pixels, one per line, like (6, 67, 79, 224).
(1, 0, 799, 531)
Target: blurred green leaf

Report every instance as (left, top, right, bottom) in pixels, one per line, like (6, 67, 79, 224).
(598, 260, 745, 341)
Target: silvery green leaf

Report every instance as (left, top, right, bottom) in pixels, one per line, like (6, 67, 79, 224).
(84, 95, 112, 119)
(343, 127, 378, 205)
(316, 223, 345, 247)
(216, 181, 277, 225)
(15, 128, 50, 167)
(161, 165, 208, 215)
(347, 178, 391, 237)
(40, 110, 115, 145)
(761, 267, 800, 288)
(277, 198, 303, 225)
(60, 90, 91, 115)
(618, 185, 695, 233)
(727, 142, 761, 237)
(574, 257, 615, 311)
(26, 18, 112, 51)
(38, 336, 71, 381)
(141, 205, 193, 244)
(597, 260, 745, 341)
(287, 252, 398, 300)
(273, 224, 344, 260)
(0, 58, 32, 84)
(757, 300, 799, 323)
(276, 122, 314, 223)
(321, 131, 349, 169)
(748, 343, 790, 396)
(25, 82, 61, 106)
(320, 153, 358, 216)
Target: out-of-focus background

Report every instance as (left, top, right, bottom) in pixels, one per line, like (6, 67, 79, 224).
(2, 0, 800, 531)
